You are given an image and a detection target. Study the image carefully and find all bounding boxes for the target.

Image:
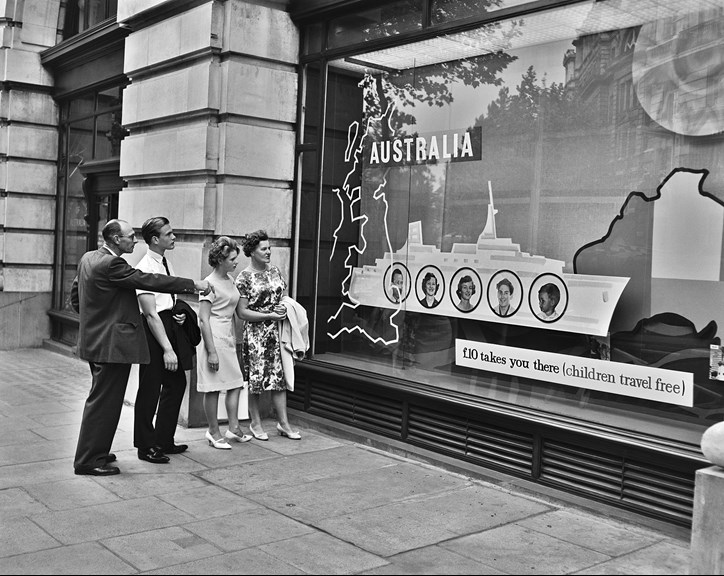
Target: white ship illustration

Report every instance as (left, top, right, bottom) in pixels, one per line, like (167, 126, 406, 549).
(347, 184, 629, 337)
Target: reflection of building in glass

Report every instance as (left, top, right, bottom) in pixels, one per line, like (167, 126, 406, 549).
(564, 7, 724, 191)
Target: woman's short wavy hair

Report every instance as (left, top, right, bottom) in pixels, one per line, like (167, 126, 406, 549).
(241, 229, 268, 257)
(208, 236, 239, 267)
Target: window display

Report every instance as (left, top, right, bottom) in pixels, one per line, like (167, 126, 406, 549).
(300, 0, 724, 444)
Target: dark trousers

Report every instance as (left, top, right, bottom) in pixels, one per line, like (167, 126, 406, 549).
(74, 362, 130, 471)
(134, 319, 187, 450)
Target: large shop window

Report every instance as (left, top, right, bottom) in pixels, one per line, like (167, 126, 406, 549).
(299, 0, 724, 445)
(55, 85, 127, 315)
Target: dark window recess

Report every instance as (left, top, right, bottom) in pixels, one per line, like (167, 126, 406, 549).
(63, 0, 119, 39)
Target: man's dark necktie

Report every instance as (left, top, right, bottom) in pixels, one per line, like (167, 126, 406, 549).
(162, 256, 176, 306)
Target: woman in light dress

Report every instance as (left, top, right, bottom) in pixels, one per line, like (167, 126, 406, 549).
(197, 236, 252, 449)
(235, 230, 301, 440)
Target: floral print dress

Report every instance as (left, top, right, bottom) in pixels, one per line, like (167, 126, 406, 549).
(235, 265, 287, 393)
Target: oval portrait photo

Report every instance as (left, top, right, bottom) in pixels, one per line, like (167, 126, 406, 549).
(415, 265, 444, 310)
(450, 267, 482, 313)
(487, 270, 523, 318)
(529, 273, 568, 323)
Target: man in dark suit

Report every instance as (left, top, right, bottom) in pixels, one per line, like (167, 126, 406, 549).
(71, 219, 212, 476)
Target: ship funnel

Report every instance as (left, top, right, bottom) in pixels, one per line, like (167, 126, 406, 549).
(479, 181, 498, 240)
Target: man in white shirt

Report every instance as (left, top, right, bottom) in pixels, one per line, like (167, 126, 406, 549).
(134, 217, 190, 463)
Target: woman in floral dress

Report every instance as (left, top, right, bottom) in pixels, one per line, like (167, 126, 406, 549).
(235, 230, 301, 440)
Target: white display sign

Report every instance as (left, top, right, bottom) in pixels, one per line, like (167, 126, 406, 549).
(455, 339, 693, 407)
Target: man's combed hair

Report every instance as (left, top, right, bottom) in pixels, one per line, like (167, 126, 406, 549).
(141, 217, 170, 245)
(102, 219, 123, 243)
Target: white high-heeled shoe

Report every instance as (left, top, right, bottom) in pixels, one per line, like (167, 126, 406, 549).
(205, 430, 231, 450)
(249, 423, 268, 441)
(225, 428, 253, 443)
(276, 423, 301, 440)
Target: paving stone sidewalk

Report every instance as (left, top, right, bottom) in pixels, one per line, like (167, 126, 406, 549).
(0, 349, 692, 574)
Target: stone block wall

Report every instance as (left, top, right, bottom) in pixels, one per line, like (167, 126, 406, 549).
(0, 0, 60, 347)
(117, 0, 299, 423)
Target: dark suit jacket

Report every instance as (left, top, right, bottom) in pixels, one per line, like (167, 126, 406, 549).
(71, 247, 197, 364)
(155, 300, 202, 371)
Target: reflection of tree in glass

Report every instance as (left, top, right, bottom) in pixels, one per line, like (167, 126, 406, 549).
(356, 6, 520, 254)
(476, 65, 595, 136)
(432, 0, 505, 24)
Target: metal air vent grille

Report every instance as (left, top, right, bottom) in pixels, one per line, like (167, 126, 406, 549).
(308, 380, 403, 435)
(407, 405, 535, 475)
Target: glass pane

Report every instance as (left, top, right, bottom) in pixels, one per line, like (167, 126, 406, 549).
(304, 22, 324, 55)
(296, 150, 318, 350)
(302, 63, 322, 145)
(327, 0, 423, 49)
(69, 94, 95, 121)
(95, 111, 125, 159)
(60, 158, 88, 311)
(86, 0, 110, 28)
(307, 0, 724, 444)
(97, 86, 122, 112)
(68, 116, 94, 167)
(432, 0, 537, 24)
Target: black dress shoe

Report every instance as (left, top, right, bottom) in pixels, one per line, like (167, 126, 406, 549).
(75, 464, 120, 476)
(160, 444, 188, 454)
(137, 447, 170, 464)
(104, 453, 117, 463)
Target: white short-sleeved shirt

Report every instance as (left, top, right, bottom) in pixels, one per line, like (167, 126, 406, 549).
(136, 250, 175, 313)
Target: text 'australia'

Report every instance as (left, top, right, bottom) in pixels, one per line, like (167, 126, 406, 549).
(369, 127, 481, 166)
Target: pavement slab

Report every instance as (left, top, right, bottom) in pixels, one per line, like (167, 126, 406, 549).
(179, 438, 278, 469)
(196, 444, 402, 495)
(315, 483, 552, 557)
(30, 496, 196, 545)
(140, 547, 306, 575)
(516, 509, 664, 557)
(440, 523, 612, 574)
(0, 516, 61, 558)
(359, 545, 506, 575)
(24, 477, 121, 511)
(258, 531, 389, 574)
(0, 458, 78, 490)
(0, 427, 47, 448)
(88, 471, 209, 499)
(571, 540, 691, 575)
(156, 485, 263, 520)
(0, 440, 76, 467)
(0, 487, 50, 519)
(184, 506, 315, 552)
(0, 542, 136, 575)
(101, 526, 222, 572)
(250, 461, 471, 523)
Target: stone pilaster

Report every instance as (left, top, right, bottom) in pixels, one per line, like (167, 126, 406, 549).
(117, 0, 298, 424)
(0, 0, 60, 347)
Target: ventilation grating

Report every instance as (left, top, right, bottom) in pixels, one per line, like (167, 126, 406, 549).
(308, 380, 403, 435)
(621, 461, 695, 522)
(287, 378, 306, 411)
(541, 439, 695, 523)
(408, 405, 535, 475)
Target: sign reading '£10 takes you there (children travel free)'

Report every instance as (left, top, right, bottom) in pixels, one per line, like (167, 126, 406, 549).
(455, 340, 694, 406)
